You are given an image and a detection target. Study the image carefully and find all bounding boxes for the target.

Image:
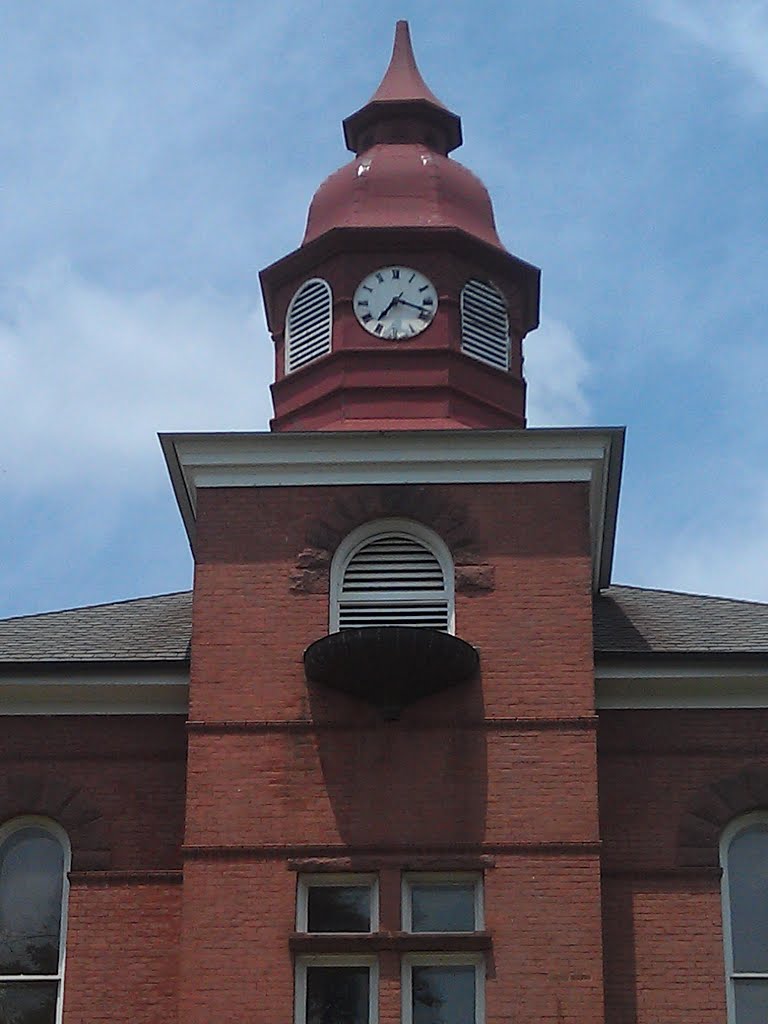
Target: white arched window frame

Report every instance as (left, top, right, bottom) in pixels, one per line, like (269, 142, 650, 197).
(720, 812, 768, 1023)
(329, 519, 455, 634)
(460, 279, 510, 372)
(284, 277, 333, 375)
(0, 816, 71, 1024)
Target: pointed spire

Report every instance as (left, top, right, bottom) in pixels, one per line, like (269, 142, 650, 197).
(343, 21, 462, 156)
(368, 20, 447, 108)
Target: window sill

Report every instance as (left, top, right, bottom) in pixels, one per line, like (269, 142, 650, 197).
(290, 931, 492, 953)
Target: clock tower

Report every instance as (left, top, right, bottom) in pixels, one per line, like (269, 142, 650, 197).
(260, 21, 541, 432)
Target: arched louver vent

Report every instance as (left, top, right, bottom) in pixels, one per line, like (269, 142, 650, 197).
(332, 524, 454, 632)
(460, 279, 509, 371)
(285, 278, 332, 374)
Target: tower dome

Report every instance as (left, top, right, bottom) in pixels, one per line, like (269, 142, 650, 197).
(303, 21, 503, 250)
(303, 144, 504, 250)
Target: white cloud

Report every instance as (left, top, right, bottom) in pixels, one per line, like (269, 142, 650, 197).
(649, 0, 768, 95)
(524, 318, 591, 427)
(0, 266, 272, 493)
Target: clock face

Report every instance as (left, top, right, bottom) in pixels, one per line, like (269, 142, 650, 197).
(353, 266, 438, 340)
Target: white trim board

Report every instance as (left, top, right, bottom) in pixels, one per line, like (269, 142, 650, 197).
(0, 667, 189, 715)
(160, 427, 624, 591)
(596, 659, 768, 709)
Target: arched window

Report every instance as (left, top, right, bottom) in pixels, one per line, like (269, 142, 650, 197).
(330, 519, 454, 633)
(0, 818, 70, 1024)
(460, 279, 509, 371)
(721, 813, 768, 1023)
(285, 278, 333, 374)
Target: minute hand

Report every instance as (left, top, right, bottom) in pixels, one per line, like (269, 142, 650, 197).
(396, 297, 430, 313)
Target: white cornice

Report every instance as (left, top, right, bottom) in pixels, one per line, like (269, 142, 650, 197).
(160, 427, 625, 591)
(596, 659, 768, 709)
(0, 667, 188, 715)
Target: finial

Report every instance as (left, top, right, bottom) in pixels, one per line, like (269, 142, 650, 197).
(368, 20, 447, 108)
(343, 21, 462, 156)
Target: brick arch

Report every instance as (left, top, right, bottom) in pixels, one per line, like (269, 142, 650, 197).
(678, 764, 768, 867)
(0, 774, 111, 870)
(292, 485, 495, 595)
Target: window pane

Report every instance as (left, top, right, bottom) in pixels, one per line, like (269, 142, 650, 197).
(412, 965, 475, 1024)
(307, 887, 371, 933)
(0, 829, 64, 975)
(306, 965, 369, 1024)
(734, 978, 768, 1024)
(0, 981, 59, 1024)
(729, 825, 768, 972)
(411, 884, 476, 932)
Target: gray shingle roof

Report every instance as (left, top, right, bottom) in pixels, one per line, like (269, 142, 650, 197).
(1, 584, 766, 664)
(594, 585, 768, 656)
(0, 592, 192, 664)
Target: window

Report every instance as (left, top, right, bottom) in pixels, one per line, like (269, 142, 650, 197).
(295, 957, 378, 1024)
(297, 874, 378, 934)
(460, 279, 509, 371)
(402, 873, 483, 933)
(0, 818, 70, 1024)
(721, 814, 768, 1023)
(402, 874, 485, 1024)
(295, 876, 379, 1024)
(403, 954, 484, 1024)
(330, 519, 454, 633)
(285, 278, 333, 374)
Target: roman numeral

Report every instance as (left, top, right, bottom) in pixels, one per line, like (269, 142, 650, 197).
(422, 298, 433, 306)
(374, 322, 384, 334)
(362, 313, 373, 322)
(418, 310, 430, 320)
(357, 300, 369, 307)
(391, 268, 400, 279)
(362, 285, 373, 293)
(375, 272, 384, 283)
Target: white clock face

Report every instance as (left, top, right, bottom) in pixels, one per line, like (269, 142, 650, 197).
(353, 266, 438, 340)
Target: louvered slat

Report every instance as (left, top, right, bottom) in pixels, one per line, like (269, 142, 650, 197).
(338, 533, 449, 630)
(460, 279, 509, 371)
(285, 278, 332, 373)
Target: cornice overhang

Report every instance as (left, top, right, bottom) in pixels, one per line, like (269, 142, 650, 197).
(160, 426, 625, 592)
(258, 226, 541, 334)
(595, 654, 768, 709)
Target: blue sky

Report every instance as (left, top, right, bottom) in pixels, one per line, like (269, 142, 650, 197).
(1, 0, 767, 618)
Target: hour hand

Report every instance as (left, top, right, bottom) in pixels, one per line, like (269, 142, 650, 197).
(378, 292, 403, 319)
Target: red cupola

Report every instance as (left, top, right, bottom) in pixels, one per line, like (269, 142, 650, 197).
(260, 21, 541, 432)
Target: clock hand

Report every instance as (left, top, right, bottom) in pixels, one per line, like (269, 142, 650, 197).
(378, 291, 404, 320)
(396, 297, 430, 313)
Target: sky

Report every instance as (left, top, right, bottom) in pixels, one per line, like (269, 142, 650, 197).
(1, 0, 767, 619)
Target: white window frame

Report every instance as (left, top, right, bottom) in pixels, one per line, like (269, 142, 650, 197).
(401, 952, 485, 1024)
(284, 277, 333, 375)
(401, 872, 484, 933)
(720, 811, 768, 1023)
(296, 873, 379, 933)
(329, 518, 455, 634)
(0, 816, 71, 1024)
(294, 954, 378, 1024)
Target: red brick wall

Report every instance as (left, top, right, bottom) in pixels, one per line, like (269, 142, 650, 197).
(0, 715, 186, 1021)
(598, 709, 768, 1023)
(64, 881, 182, 1023)
(182, 480, 605, 1022)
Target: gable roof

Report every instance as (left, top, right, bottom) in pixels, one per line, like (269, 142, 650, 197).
(0, 585, 766, 665)
(0, 591, 192, 665)
(594, 586, 768, 657)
